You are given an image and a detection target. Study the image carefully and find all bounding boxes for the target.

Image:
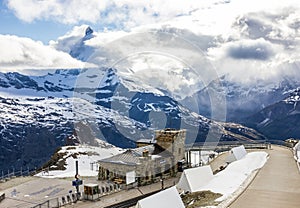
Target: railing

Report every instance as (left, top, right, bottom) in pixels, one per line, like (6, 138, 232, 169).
(185, 140, 271, 152)
(30, 182, 125, 208)
(0, 168, 37, 181)
(267, 140, 294, 148)
(31, 193, 79, 208)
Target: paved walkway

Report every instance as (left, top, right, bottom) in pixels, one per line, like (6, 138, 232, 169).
(229, 146, 300, 208)
(0, 174, 180, 208)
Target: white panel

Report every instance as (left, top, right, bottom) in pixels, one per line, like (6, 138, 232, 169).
(137, 186, 185, 208)
(294, 142, 300, 151)
(177, 165, 213, 193)
(135, 202, 141, 208)
(226, 153, 236, 163)
(126, 171, 136, 185)
(232, 145, 247, 161)
(177, 173, 190, 192)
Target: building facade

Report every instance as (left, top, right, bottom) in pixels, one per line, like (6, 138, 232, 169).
(98, 129, 186, 185)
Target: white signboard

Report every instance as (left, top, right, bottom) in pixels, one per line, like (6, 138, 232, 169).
(126, 171, 136, 185)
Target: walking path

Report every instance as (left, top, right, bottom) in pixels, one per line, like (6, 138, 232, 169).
(229, 146, 300, 208)
(0, 173, 180, 208)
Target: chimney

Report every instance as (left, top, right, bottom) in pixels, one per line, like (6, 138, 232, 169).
(142, 149, 149, 157)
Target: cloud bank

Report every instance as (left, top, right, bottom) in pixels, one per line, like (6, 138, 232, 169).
(227, 39, 274, 60)
(5, 0, 299, 33)
(6, 0, 209, 26)
(3, 0, 300, 85)
(0, 34, 94, 72)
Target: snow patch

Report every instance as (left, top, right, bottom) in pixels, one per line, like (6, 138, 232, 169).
(196, 152, 268, 201)
(36, 145, 124, 178)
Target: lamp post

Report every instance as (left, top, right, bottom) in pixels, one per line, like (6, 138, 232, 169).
(72, 160, 83, 200)
(75, 161, 79, 194)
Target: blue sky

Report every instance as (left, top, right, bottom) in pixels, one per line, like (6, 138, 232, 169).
(0, 2, 91, 44)
(1, 2, 62, 43)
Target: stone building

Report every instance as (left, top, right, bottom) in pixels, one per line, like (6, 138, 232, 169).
(98, 129, 186, 185)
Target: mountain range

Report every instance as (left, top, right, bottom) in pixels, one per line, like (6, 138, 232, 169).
(246, 88, 300, 140)
(0, 26, 298, 172)
(0, 65, 268, 171)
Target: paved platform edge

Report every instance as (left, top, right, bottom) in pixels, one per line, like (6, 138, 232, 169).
(217, 153, 270, 208)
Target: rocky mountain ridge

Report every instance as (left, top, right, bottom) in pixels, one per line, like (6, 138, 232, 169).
(0, 68, 266, 172)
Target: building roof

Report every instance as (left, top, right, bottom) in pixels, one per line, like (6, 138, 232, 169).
(99, 144, 174, 166)
(134, 145, 155, 156)
(99, 149, 141, 166)
(99, 145, 155, 166)
(84, 183, 99, 187)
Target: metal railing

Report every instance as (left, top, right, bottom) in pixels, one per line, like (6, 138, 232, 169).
(185, 140, 271, 152)
(267, 140, 295, 148)
(0, 168, 37, 181)
(30, 182, 125, 208)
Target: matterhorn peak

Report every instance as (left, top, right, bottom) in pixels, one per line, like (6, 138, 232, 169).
(85, 26, 94, 36)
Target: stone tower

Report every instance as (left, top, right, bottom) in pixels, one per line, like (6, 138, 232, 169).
(155, 129, 186, 163)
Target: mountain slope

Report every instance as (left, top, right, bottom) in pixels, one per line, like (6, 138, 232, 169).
(182, 75, 300, 122)
(245, 88, 300, 140)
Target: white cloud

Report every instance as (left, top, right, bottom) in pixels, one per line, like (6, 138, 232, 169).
(211, 38, 276, 60)
(6, 0, 299, 34)
(203, 4, 300, 84)
(6, 0, 107, 24)
(207, 37, 299, 84)
(114, 53, 201, 99)
(5, 0, 300, 86)
(0, 1, 259, 27)
(0, 34, 95, 72)
(49, 25, 91, 53)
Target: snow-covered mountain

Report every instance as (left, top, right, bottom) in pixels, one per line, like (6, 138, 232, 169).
(182, 75, 300, 122)
(51, 26, 217, 100)
(245, 88, 300, 140)
(49, 25, 300, 124)
(50, 25, 95, 62)
(0, 68, 266, 172)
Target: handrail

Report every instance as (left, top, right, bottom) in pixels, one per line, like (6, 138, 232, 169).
(0, 168, 37, 181)
(185, 139, 295, 151)
(185, 140, 270, 152)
